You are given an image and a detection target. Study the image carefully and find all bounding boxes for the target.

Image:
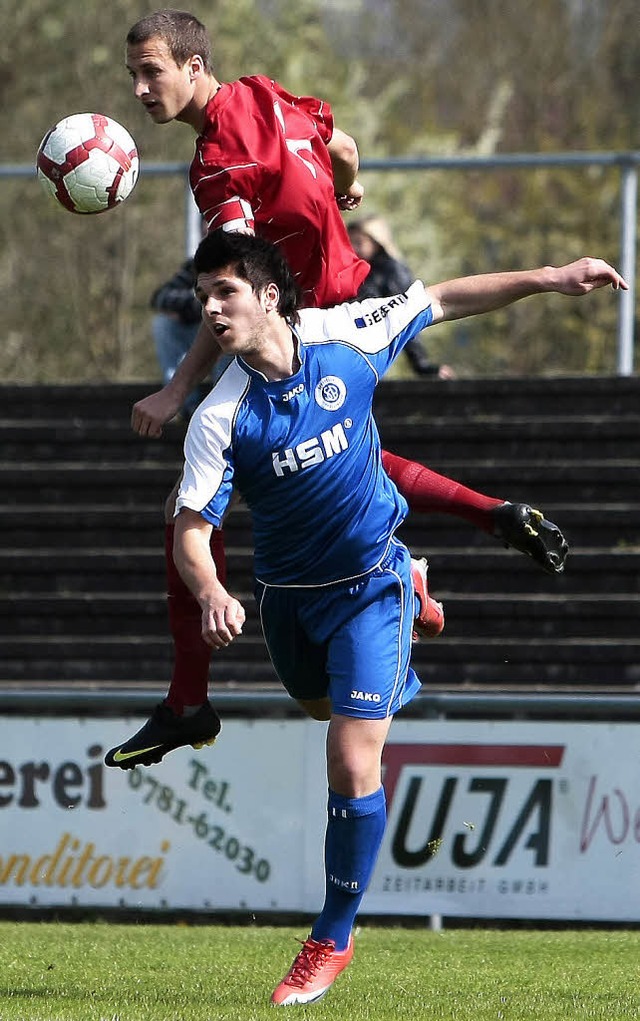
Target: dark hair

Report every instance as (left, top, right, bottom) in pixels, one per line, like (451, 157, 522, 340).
(193, 231, 301, 323)
(126, 9, 212, 72)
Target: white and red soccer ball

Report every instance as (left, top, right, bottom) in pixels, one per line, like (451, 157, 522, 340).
(36, 113, 139, 215)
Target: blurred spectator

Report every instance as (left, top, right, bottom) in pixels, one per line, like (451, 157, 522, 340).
(150, 257, 203, 419)
(348, 217, 456, 379)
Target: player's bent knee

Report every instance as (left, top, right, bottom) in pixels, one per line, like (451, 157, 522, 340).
(325, 714, 393, 797)
(297, 697, 332, 721)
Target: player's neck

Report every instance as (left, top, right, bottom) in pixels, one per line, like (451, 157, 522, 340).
(245, 323, 300, 381)
(179, 76, 222, 133)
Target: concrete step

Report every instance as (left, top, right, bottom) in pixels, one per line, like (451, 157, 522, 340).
(2, 378, 637, 694)
(1, 548, 639, 595)
(0, 634, 272, 678)
(411, 636, 640, 687)
(373, 376, 640, 419)
(0, 383, 176, 421)
(0, 420, 185, 464)
(1, 504, 638, 551)
(4, 415, 639, 462)
(0, 549, 167, 592)
(1, 634, 638, 688)
(378, 416, 640, 461)
(1, 592, 637, 641)
(395, 462, 640, 505)
(397, 504, 640, 552)
(0, 593, 173, 637)
(416, 549, 640, 595)
(0, 463, 180, 507)
(2, 460, 639, 506)
(434, 594, 639, 639)
(1, 377, 640, 420)
(0, 504, 253, 547)
(4, 378, 640, 421)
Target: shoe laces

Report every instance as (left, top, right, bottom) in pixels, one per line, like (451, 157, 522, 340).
(286, 938, 335, 987)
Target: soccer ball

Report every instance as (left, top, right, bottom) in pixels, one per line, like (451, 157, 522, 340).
(36, 113, 139, 215)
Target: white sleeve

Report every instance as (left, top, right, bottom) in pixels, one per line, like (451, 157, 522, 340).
(298, 281, 434, 373)
(175, 361, 249, 523)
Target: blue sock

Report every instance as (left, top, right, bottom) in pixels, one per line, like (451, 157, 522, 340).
(311, 786, 387, 951)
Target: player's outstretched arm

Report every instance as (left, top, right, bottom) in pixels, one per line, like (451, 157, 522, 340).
(427, 257, 628, 324)
(173, 508, 246, 650)
(131, 321, 223, 437)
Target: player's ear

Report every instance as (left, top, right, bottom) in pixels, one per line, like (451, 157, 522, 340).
(188, 54, 204, 81)
(262, 282, 280, 313)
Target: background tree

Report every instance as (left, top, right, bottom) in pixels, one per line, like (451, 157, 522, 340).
(0, 0, 637, 381)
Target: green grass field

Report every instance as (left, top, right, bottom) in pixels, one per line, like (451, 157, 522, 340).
(1, 921, 639, 1020)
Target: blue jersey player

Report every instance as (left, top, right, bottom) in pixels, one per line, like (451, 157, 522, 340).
(172, 230, 626, 1006)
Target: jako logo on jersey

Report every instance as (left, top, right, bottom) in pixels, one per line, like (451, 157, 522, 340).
(272, 421, 349, 476)
(315, 375, 347, 411)
(354, 292, 408, 329)
(281, 383, 304, 403)
(350, 690, 382, 703)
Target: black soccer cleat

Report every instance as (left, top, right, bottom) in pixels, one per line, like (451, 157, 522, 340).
(104, 700, 221, 770)
(491, 501, 569, 574)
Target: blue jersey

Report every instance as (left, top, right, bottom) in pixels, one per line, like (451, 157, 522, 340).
(176, 281, 434, 585)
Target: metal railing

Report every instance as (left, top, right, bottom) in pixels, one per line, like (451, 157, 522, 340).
(4, 150, 638, 373)
(3, 687, 640, 721)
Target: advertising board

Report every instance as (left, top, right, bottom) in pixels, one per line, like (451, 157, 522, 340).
(1, 716, 638, 920)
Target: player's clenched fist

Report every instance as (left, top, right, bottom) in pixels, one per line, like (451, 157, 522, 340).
(131, 390, 182, 437)
(201, 592, 246, 650)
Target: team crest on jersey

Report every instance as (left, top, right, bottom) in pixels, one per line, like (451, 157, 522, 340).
(315, 375, 346, 411)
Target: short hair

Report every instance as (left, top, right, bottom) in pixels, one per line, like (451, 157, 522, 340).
(193, 231, 301, 323)
(126, 9, 212, 72)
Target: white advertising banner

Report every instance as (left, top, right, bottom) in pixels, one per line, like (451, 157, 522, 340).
(1, 716, 639, 920)
(373, 719, 640, 920)
(0, 717, 327, 912)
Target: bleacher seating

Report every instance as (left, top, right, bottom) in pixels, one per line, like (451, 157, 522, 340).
(1, 378, 638, 693)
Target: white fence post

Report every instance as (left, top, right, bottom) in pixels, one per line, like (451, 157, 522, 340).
(617, 160, 638, 376)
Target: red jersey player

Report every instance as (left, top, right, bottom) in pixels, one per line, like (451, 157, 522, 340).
(106, 9, 568, 772)
(190, 75, 368, 308)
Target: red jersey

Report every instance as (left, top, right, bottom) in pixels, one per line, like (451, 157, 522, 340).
(190, 76, 368, 308)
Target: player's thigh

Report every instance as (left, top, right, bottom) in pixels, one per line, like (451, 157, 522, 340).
(325, 542, 420, 719)
(256, 584, 329, 702)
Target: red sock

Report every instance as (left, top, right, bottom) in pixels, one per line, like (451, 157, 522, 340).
(164, 523, 227, 713)
(381, 450, 503, 533)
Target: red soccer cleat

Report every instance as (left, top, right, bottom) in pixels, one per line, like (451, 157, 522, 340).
(271, 935, 354, 1006)
(411, 557, 445, 640)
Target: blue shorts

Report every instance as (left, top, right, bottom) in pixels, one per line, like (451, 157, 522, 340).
(254, 539, 421, 719)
